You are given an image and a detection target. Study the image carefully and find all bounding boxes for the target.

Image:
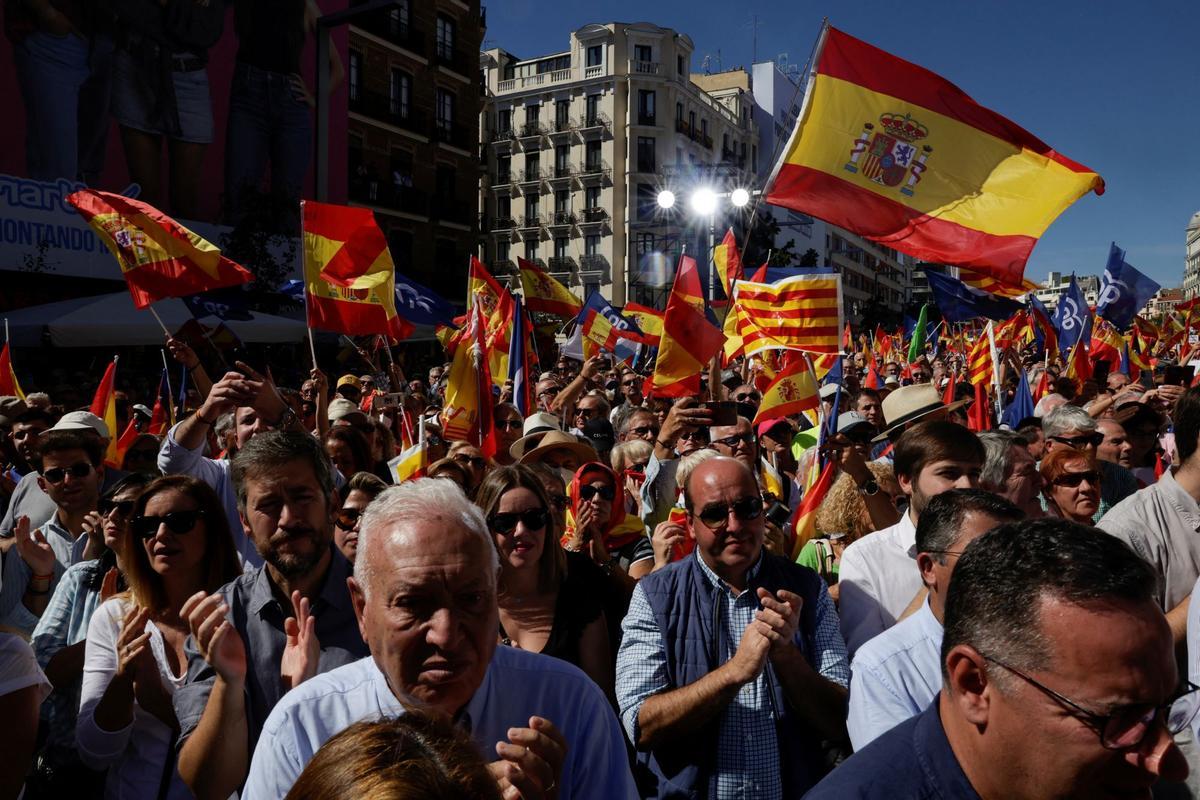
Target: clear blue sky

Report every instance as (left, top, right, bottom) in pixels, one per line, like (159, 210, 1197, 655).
(487, 1, 1200, 288)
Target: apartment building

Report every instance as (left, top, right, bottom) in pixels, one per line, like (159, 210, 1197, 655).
(479, 22, 758, 307)
(1185, 211, 1200, 301)
(1034, 271, 1100, 312)
(345, 0, 485, 299)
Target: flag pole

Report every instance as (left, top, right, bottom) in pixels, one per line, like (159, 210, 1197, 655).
(147, 304, 171, 338)
(4, 318, 8, 343)
(160, 349, 175, 420)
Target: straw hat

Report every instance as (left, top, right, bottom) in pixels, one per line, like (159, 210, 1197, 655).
(873, 383, 969, 442)
(507, 413, 566, 460)
(517, 429, 598, 465)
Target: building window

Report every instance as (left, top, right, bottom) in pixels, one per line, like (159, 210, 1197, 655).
(498, 108, 511, 135)
(585, 95, 600, 125)
(348, 50, 362, 102)
(525, 192, 540, 218)
(634, 44, 652, 63)
(722, 133, 730, 155)
(436, 14, 455, 60)
(388, 0, 409, 38)
(585, 140, 601, 170)
(525, 240, 538, 260)
(586, 45, 603, 67)
(389, 229, 413, 271)
(555, 144, 569, 174)
(435, 165, 454, 202)
(688, 110, 696, 132)
(701, 118, 708, 139)
(525, 151, 540, 179)
(436, 89, 455, 135)
(636, 184, 656, 221)
(389, 69, 411, 118)
(391, 149, 413, 188)
(497, 239, 510, 262)
(677, 54, 684, 75)
(555, 99, 570, 127)
(498, 195, 511, 219)
(675, 101, 683, 122)
(637, 136, 655, 173)
(636, 232, 655, 255)
(584, 234, 600, 256)
(554, 237, 569, 259)
(637, 90, 655, 125)
(555, 188, 569, 214)
(525, 103, 540, 123)
(585, 186, 600, 209)
(497, 154, 511, 183)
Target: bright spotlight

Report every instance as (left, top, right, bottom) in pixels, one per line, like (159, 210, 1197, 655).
(730, 187, 751, 208)
(690, 187, 718, 216)
(656, 190, 676, 210)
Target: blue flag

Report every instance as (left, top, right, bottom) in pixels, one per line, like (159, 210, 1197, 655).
(394, 273, 456, 327)
(1053, 274, 1091, 352)
(1000, 368, 1034, 429)
(508, 297, 530, 416)
(280, 280, 306, 301)
(1027, 294, 1054, 348)
(575, 292, 643, 366)
(822, 355, 843, 387)
(1096, 242, 1161, 331)
(183, 290, 254, 321)
(924, 270, 1023, 323)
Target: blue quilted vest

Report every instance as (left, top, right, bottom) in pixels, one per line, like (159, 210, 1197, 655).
(634, 552, 832, 799)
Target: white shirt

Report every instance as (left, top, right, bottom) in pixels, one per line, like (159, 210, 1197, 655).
(77, 598, 191, 800)
(837, 511, 923, 658)
(847, 597, 944, 750)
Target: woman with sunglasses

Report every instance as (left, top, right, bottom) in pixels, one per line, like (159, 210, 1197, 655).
(1039, 448, 1102, 525)
(492, 402, 524, 466)
(30, 473, 152, 790)
(77, 475, 241, 799)
(563, 463, 654, 592)
(474, 466, 613, 698)
(610, 439, 652, 518)
(334, 472, 388, 563)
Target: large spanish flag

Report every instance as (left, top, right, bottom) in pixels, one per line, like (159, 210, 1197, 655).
(518, 258, 582, 318)
(648, 256, 725, 397)
(67, 190, 253, 309)
(751, 357, 819, 427)
(302, 201, 412, 341)
(733, 272, 843, 356)
(765, 26, 1104, 285)
(958, 267, 1041, 299)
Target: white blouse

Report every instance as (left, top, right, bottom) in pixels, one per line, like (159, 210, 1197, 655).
(77, 597, 191, 800)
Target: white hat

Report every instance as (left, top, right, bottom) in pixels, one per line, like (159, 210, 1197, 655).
(819, 383, 841, 400)
(508, 413, 566, 460)
(51, 410, 110, 439)
(328, 398, 369, 425)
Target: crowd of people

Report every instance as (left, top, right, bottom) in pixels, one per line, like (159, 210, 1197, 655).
(3, 334, 1200, 799)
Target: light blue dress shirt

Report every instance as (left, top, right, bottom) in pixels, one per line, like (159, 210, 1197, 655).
(847, 596, 944, 751)
(1, 512, 88, 632)
(242, 645, 637, 799)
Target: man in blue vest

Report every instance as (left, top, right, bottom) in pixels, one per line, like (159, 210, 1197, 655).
(616, 456, 850, 798)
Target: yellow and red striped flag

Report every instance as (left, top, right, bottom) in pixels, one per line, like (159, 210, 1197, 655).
(712, 228, 743, 304)
(67, 190, 253, 309)
(649, 255, 725, 397)
(967, 334, 994, 387)
(733, 273, 843, 356)
(765, 26, 1103, 286)
(790, 461, 836, 561)
(0, 344, 25, 400)
(302, 201, 412, 340)
(751, 357, 819, 427)
(518, 257, 582, 318)
(90, 357, 120, 466)
(958, 267, 1041, 299)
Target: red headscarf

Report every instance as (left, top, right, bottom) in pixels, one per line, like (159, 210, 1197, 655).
(562, 462, 645, 551)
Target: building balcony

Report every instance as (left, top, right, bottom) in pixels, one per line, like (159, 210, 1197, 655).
(347, 178, 429, 217)
(675, 118, 690, 136)
(631, 60, 660, 76)
(497, 67, 575, 93)
(577, 160, 610, 181)
(547, 256, 577, 273)
(578, 207, 608, 226)
(547, 164, 574, 183)
(348, 4, 424, 54)
(494, 171, 513, 186)
(547, 211, 576, 228)
(518, 121, 545, 139)
(702, 133, 713, 149)
(549, 117, 574, 136)
(579, 253, 610, 280)
(490, 127, 517, 146)
(583, 64, 605, 79)
(434, 45, 469, 76)
(519, 166, 544, 185)
(432, 121, 470, 150)
(348, 89, 427, 135)
(637, 113, 657, 126)
(492, 216, 517, 230)
(635, 159, 656, 174)
(519, 214, 546, 230)
(577, 112, 610, 133)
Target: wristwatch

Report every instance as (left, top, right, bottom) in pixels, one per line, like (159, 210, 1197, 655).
(857, 478, 880, 497)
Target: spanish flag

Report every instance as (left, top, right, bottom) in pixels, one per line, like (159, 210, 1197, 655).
(67, 190, 253, 309)
(733, 273, 842, 356)
(649, 255, 725, 397)
(518, 257, 581, 318)
(0, 344, 25, 400)
(1090, 316, 1125, 366)
(302, 201, 412, 340)
(790, 461, 835, 561)
(751, 357, 819, 427)
(959, 267, 1041, 299)
(623, 302, 663, 348)
(712, 228, 743, 305)
(147, 367, 174, 436)
(469, 256, 505, 316)
(442, 302, 496, 456)
(765, 26, 1103, 285)
(90, 357, 120, 466)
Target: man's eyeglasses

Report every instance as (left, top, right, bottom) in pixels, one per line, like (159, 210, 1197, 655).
(133, 510, 205, 539)
(335, 508, 363, 531)
(627, 424, 660, 438)
(679, 428, 710, 443)
(537, 386, 562, 398)
(712, 432, 754, 449)
(489, 508, 549, 534)
(621, 379, 640, 388)
(1051, 433, 1105, 450)
(1052, 470, 1101, 488)
(575, 407, 603, 420)
(98, 498, 137, 518)
(982, 654, 1200, 750)
(733, 393, 760, 403)
(42, 462, 94, 484)
(579, 484, 615, 502)
(453, 453, 487, 469)
(496, 419, 523, 432)
(694, 495, 764, 529)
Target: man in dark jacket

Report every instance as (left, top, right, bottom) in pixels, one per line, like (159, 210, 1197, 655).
(616, 456, 850, 798)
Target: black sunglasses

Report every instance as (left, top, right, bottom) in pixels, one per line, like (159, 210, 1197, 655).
(99, 498, 137, 517)
(695, 495, 764, 528)
(453, 453, 487, 469)
(713, 432, 754, 448)
(133, 509, 206, 539)
(579, 484, 616, 502)
(496, 419, 523, 431)
(489, 508, 550, 534)
(679, 428, 710, 442)
(335, 508, 363, 531)
(42, 461, 93, 484)
(1052, 433, 1105, 449)
(1053, 470, 1101, 488)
